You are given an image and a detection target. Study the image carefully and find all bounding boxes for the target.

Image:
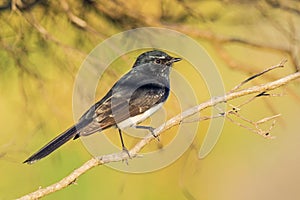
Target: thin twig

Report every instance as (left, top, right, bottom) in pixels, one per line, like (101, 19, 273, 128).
(20, 11, 87, 57)
(256, 114, 281, 125)
(226, 110, 280, 138)
(230, 59, 287, 92)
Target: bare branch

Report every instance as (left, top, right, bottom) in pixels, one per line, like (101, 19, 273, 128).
(17, 63, 300, 200)
(60, 0, 106, 38)
(17, 10, 87, 57)
(265, 0, 300, 16)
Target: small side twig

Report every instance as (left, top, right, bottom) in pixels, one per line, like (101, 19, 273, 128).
(230, 59, 287, 92)
(226, 108, 281, 139)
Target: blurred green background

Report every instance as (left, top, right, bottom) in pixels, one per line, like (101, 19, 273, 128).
(1, 1, 300, 199)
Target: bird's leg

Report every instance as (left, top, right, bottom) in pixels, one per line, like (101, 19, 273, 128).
(135, 125, 160, 141)
(118, 128, 131, 159)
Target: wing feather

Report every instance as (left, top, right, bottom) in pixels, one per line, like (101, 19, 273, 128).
(79, 83, 169, 136)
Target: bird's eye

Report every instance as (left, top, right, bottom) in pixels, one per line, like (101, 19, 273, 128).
(154, 59, 161, 64)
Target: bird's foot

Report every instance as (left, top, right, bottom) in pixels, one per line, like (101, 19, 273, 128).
(122, 146, 131, 158)
(149, 127, 160, 142)
(121, 147, 131, 165)
(135, 126, 160, 142)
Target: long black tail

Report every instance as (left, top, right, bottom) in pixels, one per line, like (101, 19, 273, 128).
(23, 125, 80, 164)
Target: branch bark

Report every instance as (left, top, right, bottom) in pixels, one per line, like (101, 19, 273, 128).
(17, 67, 300, 200)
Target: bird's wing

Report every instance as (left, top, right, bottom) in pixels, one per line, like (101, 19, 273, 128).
(78, 83, 169, 137)
(127, 83, 169, 116)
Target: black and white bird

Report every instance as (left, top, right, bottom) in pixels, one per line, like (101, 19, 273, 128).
(24, 50, 181, 164)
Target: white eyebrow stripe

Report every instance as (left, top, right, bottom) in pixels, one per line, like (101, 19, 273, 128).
(149, 56, 166, 59)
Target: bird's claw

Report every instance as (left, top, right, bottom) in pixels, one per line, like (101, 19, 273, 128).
(149, 127, 160, 142)
(121, 147, 131, 165)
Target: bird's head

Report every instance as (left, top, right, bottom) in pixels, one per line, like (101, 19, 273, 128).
(133, 50, 181, 68)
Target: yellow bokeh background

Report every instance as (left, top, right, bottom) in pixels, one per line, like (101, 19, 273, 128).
(1, 1, 300, 199)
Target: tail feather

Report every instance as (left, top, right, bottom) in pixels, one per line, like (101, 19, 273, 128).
(23, 125, 79, 164)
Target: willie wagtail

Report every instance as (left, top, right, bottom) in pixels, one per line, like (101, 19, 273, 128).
(24, 50, 181, 164)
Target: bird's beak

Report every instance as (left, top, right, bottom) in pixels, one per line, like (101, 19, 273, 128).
(171, 57, 182, 63)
